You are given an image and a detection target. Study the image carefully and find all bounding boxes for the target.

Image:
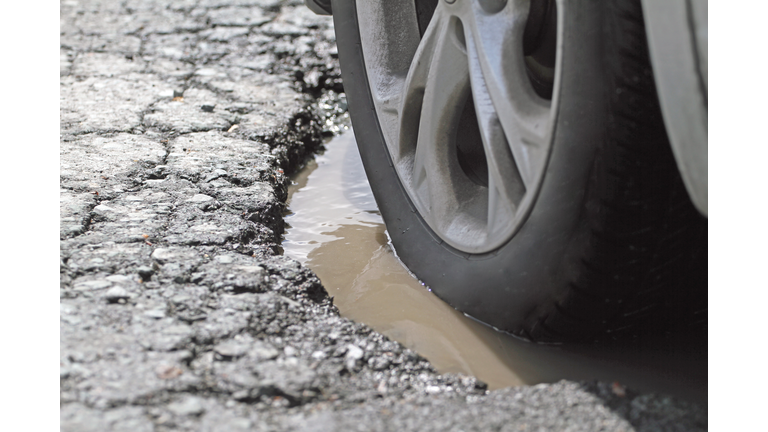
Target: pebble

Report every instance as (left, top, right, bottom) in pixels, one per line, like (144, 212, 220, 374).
(215, 255, 235, 264)
(345, 344, 364, 370)
(93, 204, 115, 212)
(144, 309, 166, 319)
(215, 341, 249, 358)
(251, 343, 279, 360)
(106, 274, 134, 284)
(194, 68, 219, 76)
(170, 294, 192, 304)
(368, 356, 390, 371)
(188, 194, 214, 203)
(345, 344, 364, 361)
(151, 248, 176, 263)
(73, 279, 112, 291)
(232, 390, 250, 401)
(136, 266, 155, 280)
(167, 397, 205, 417)
(104, 286, 129, 303)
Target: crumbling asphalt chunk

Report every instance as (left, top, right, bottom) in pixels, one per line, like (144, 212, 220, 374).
(60, 1, 706, 431)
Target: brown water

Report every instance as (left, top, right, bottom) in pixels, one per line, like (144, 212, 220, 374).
(283, 132, 707, 404)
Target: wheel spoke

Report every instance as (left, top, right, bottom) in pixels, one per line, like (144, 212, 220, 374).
(401, 9, 471, 219)
(464, 31, 525, 234)
(397, 7, 443, 163)
(463, 0, 552, 187)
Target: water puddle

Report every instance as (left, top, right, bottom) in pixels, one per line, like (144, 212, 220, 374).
(283, 132, 706, 404)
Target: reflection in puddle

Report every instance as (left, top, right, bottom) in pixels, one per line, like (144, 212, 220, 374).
(283, 132, 706, 403)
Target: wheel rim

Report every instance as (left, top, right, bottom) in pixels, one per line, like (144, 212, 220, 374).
(357, 0, 561, 254)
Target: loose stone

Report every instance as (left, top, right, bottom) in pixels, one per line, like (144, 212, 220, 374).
(167, 397, 205, 417)
(136, 266, 155, 280)
(104, 286, 129, 303)
(188, 194, 214, 203)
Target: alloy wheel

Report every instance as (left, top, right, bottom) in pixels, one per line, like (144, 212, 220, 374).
(357, 0, 561, 253)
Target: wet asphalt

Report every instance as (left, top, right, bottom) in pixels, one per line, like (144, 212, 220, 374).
(59, 1, 706, 430)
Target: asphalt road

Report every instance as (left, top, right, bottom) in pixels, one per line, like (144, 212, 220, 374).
(59, 1, 706, 430)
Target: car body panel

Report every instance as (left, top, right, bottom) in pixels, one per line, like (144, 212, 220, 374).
(641, 0, 708, 215)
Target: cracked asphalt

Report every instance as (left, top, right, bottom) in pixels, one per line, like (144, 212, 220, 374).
(59, 1, 706, 430)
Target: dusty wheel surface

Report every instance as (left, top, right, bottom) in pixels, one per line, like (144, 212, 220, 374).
(332, 0, 707, 341)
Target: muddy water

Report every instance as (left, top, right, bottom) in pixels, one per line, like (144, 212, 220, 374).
(283, 132, 707, 404)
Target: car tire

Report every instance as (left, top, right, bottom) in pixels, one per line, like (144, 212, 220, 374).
(332, 0, 706, 342)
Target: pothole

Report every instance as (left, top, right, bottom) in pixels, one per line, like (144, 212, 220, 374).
(281, 130, 707, 404)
